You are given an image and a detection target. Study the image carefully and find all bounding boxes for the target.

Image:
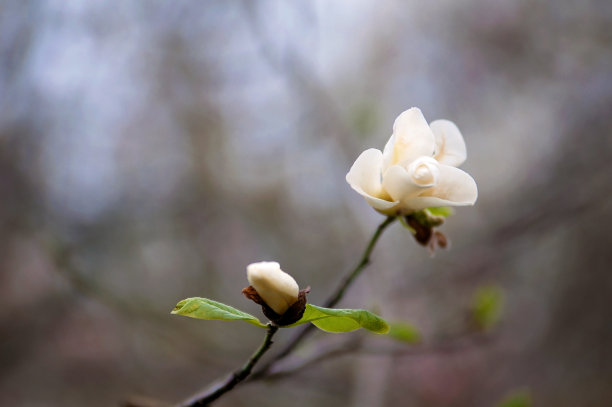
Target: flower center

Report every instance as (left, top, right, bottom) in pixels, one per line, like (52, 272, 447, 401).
(413, 164, 433, 184)
(407, 157, 439, 187)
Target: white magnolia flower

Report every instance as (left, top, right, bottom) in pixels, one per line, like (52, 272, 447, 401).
(246, 261, 299, 315)
(346, 107, 477, 215)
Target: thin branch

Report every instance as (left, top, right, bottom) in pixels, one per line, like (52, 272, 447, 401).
(177, 324, 279, 407)
(261, 331, 494, 381)
(325, 216, 397, 308)
(251, 216, 396, 380)
(262, 336, 363, 381)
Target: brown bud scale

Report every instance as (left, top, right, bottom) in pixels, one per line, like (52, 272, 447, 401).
(242, 286, 310, 326)
(405, 215, 433, 246)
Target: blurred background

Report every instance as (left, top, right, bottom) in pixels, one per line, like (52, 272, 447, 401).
(1, 1, 611, 406)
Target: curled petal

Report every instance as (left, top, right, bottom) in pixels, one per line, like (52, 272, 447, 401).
(381, 134, 395, 171)
(390, 108, 436, 166)
(362, 194, 399, 213)
(346, 148, 398, 212)
(402, 164, 477, 211)
(382, 157, 439, 202)
(430, 119, 467, 167)
(346, 148, 385, 198)
(348, 180, 399, 212)
(407, 157, 440, 187)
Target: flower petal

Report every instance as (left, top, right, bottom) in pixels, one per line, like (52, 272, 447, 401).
(247, 262, 299, 315)
(390, 108, 436, 166)
(346, 148, 399, 212)
(407, 157, 440, 187)
(382, 134, 395, 171)
(402, 164, 477, 210)
(346, 148, 385, 198)
(349, 180, 399, 212)
(430, 119, 467, 167)
(363, 194, 399, 213)
(382, 159, 439, 202)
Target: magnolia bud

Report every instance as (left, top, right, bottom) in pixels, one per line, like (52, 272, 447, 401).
(246, 261, 299, 315)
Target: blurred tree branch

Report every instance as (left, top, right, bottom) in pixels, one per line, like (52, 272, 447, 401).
(260, 331, 493, 381)
(177, 324, 279, 407)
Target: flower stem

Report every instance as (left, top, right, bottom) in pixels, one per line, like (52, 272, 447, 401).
(178, 324, 279, 407)
(324, 215, 396, 308)
(251, 215, 396, 379)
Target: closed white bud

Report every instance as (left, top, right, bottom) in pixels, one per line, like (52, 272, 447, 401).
(246, 261, 299, 315)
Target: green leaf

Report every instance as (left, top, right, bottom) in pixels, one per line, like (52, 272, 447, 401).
(411, 210, 444, 227)
(426, 206, 453, 217)
(171, 297, 267, 328)
(387, 322, 421, 343)
(472, 285, 504, 330)
(288, 304, 389, 334)
(496, 389, 532, 407)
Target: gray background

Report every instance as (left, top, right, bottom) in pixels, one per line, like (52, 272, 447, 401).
(1, 1, 611, 406)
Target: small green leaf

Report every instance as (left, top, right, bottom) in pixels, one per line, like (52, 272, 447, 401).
(472, 285, 504, 330)
(426, 206, 453, 218)
(288, 304, 389, 334)
(411, 210, 444, 227)
(496, 389, 532, 407)
(171, 297, 267, 328)
(387, 322, 421, 343)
